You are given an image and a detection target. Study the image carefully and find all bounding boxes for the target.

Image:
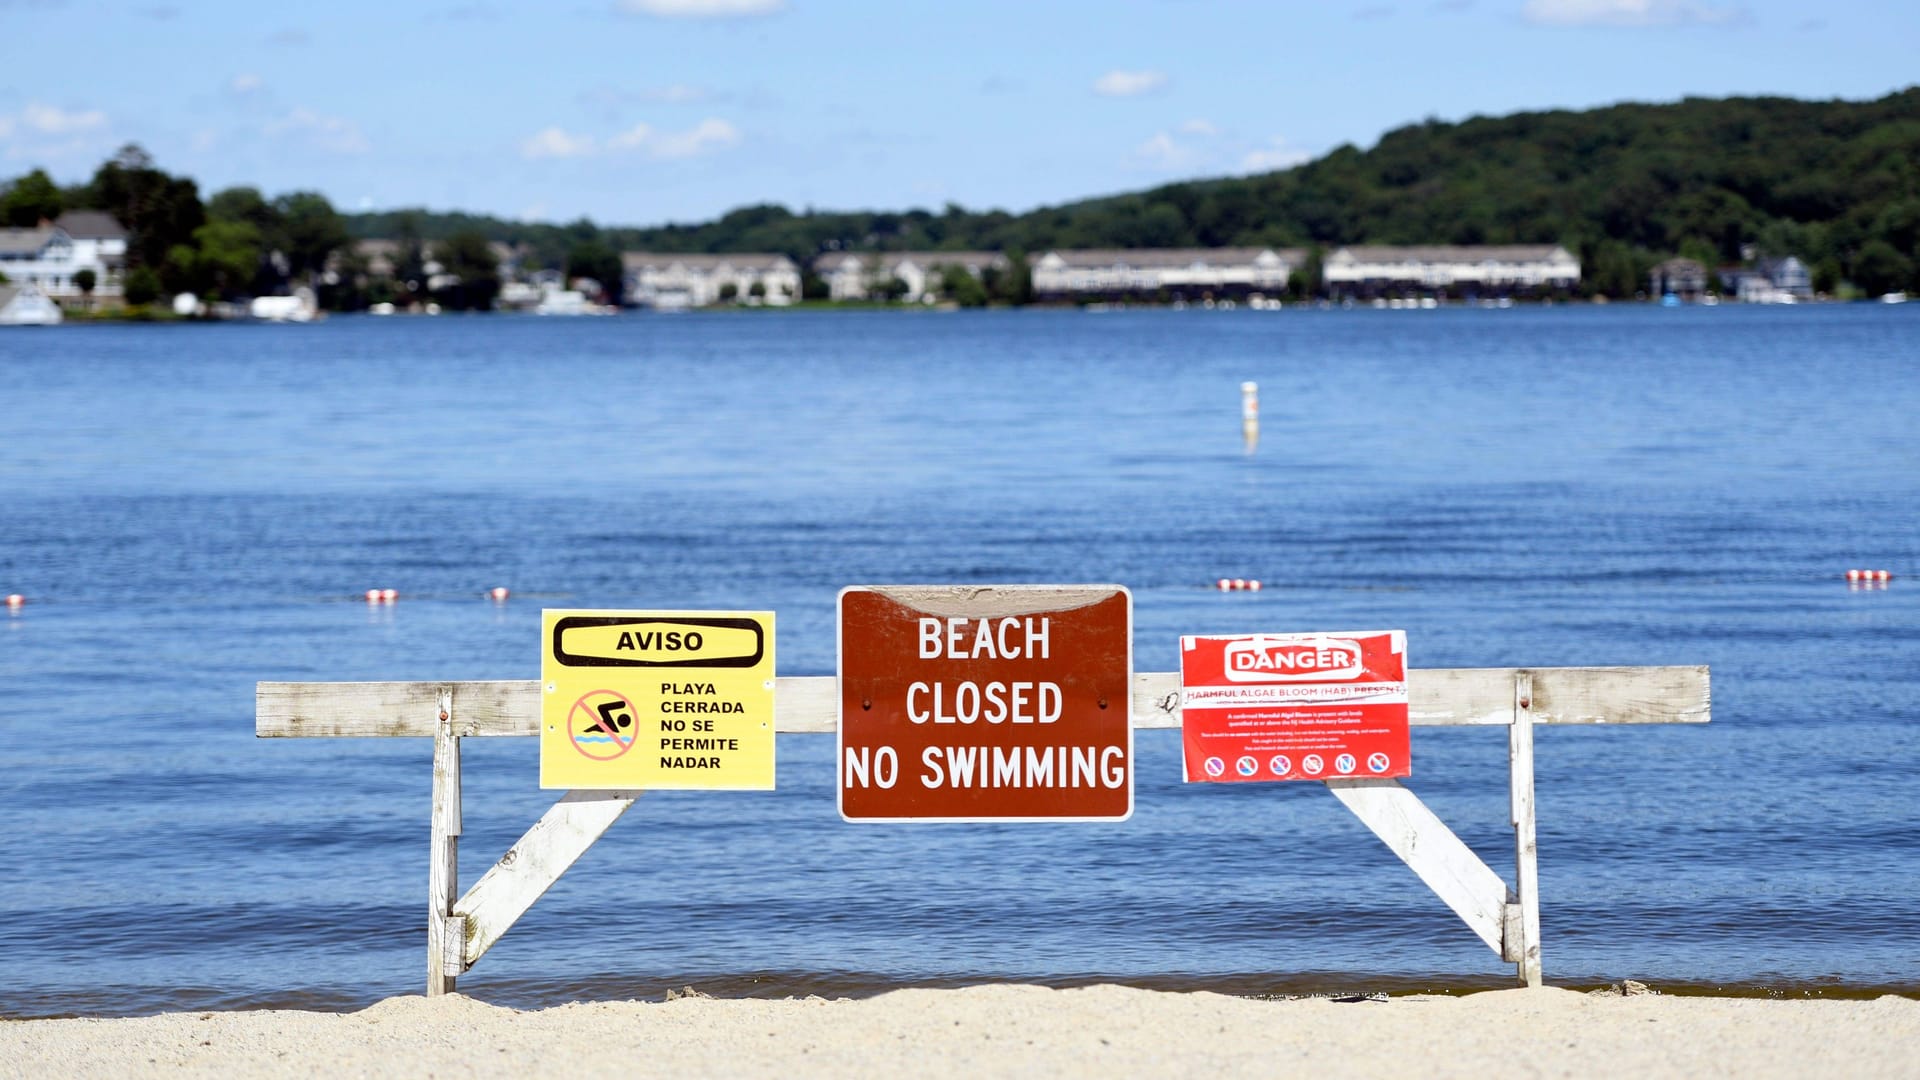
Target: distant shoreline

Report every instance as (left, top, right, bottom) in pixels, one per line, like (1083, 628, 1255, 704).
(11, 294, 1904, 327)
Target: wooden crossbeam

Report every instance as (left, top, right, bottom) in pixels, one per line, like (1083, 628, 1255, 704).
(257, 666, 1710, 738)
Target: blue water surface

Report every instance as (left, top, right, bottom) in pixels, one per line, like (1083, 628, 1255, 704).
(1, 304, 1915, 1016)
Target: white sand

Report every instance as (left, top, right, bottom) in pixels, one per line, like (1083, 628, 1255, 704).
(3, 985, 1915, 1079)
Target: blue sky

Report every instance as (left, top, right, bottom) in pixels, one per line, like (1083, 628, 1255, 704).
(2, 0, 1916, 227)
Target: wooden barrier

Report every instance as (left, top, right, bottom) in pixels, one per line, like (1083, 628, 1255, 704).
(257, 665, 1709, 996)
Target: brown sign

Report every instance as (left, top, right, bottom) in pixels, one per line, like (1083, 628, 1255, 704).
(837, 585, 1133, 821)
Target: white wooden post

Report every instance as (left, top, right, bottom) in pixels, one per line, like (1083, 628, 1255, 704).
(427, 688, 462, 996)
(1509, 671, 1542, 987)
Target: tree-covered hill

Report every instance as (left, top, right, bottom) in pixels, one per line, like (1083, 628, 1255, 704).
(340, 87, 1920, 295)
(8, 89, 1916, 299)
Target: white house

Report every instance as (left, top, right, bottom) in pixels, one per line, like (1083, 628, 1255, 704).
(621, 252, 799, 308)
(1723, 256, 1813, 303)
(1030, 248, 1301, 299)
(0, 282, 63, 325)
(0, 213, 128, 303)
(53, 211, 127, 299)
(814, 251, 1008, 303)
(1322, 245, 1580, 295)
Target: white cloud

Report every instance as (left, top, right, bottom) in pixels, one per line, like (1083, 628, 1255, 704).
(526, 118, 742, 162)
(617, 0, 783, 15)
(650, 117, 739, 158)
(1240, 137, 1312, 173)
(1179, 118, 1218, 136)
(646, 83, 707, 104)
(20, 102, 106, 134)
(521, 126, 597, 159)
(229, 73, 265, 95)
(263, 107, 370, 153)
(606, 123, 653, 151)
(607, 118, 741, 158)
(0, 102, 112, 161)
(1134, 131, 1199, 170)
(1522, 0, 1743, 25)
(1093, 69, 1167, 97)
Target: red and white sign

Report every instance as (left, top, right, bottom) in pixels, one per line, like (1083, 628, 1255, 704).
(838, 585, 1133, 822)
(1180, 630, 1409, 783)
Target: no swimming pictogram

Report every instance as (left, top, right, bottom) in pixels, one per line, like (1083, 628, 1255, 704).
(567, 689, 637, 760)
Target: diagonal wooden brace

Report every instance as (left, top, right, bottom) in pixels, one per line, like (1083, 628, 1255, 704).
(451, 790, 643, 972)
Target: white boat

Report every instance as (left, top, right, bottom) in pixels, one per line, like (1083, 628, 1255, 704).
(249, 288, 320, 322)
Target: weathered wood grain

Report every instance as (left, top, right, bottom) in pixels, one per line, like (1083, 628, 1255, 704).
(1509, 672, 1542, 987)
(454, 790, 641, 971)
(427, 691, 461, 994)
(1324, 778, 1510, 955)
(257, 666, 1708, 738)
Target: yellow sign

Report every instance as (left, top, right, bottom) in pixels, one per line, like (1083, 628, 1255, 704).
(540, 610, 775, 790)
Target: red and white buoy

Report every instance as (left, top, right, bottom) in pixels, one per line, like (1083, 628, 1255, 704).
(489, 586, 510, 602)
(1216, 578, 1232, 591)
(365, 588, 383, 604)
(1213, 578, 1263, 592)
(5, 593, 24, 610)
(380, 588, 398, 603)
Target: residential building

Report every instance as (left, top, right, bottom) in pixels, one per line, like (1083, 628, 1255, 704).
(1031, 248, 1301, 300)
(621, 252, 799, 309)
(1322, 245, 1580, 295)
(53, 211, 126, 299)
(0, 282, 63, 325)
(1650, 258, 1709, 300)
(1717, 256, 1812, 304)
(0, 211, 128, 302)
(814, 250, 1008, 303)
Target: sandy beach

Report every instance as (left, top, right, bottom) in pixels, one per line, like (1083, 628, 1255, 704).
(3, 985, 1914, 1079)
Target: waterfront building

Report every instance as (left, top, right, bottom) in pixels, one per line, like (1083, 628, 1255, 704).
(1719, 256, 1813, 303)
(1649, 258, 1709, 300)
(1030, 247, 1301, 300)
(0, 211, 127, 303)
(1322, 244, 1580, 296)
(621, 252, 799, 309)
(814, 251, 1008, 303)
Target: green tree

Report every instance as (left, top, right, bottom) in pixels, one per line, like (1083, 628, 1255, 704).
(82, 144, 205, 271)
(994, 248, 1032, 305)
(565, 240, 623, 304)
(275, 191, 349, 284)
(431, 229, 501, 311)
(1851, 239, 1913, 296)
(206, 186, 282, 292)
(1, 168, 63, 226)
(718, 282, 739, 303)
(938, 264, 988, 307)
(124, 266, 161, 306)
(207, 186, 281, 235)
(192, 220, 264, 298)
(391, 212, 428, 302)
(73, 268, 96, 310)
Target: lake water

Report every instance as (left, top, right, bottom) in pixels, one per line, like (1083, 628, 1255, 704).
(1, 304, 1916, 1017)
